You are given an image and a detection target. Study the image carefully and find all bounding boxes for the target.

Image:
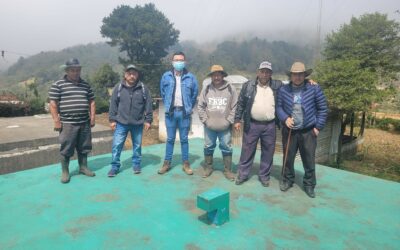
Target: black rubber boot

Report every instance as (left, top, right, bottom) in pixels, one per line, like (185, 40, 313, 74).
(60, 156, 70, 184)
(78, 153, 95, 177)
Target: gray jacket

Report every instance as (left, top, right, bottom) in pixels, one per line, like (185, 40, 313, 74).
(109, 80, 153, 125)
(198, 81, 238, 131)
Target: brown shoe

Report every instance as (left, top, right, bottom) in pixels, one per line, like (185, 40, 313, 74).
(182, 161, 193, 175)
(158, 160, 171, 174)
(79, 166, 96, 177)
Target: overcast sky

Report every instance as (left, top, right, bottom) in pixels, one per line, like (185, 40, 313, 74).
(0, 0, 399, 68)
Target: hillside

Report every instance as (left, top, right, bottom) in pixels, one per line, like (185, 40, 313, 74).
(0, 38, 314, 99)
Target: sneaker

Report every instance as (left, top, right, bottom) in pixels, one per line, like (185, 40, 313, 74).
(133, 168, 141, 174)
(108, 169, 118, 177)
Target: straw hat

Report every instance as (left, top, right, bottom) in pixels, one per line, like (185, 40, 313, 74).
(287, 62, 312, 77)
(207, 65, 228, 77)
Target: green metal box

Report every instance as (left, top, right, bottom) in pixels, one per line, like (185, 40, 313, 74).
(197, 188, 229, 225)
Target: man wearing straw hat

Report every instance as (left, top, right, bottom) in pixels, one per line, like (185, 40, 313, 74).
(48, 58, 96, 183)
(277, 62, 328, 198)
(198, 65, 237, 181)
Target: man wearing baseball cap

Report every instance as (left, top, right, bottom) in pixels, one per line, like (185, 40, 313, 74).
(107, 64, 153, 177)
(234, 61, 283, 187)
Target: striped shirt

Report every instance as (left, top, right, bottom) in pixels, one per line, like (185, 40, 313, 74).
(48, 76, 95, 124)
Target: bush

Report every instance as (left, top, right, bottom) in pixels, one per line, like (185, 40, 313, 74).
(375, 118, 391, 130)
(26, 98, 45, 115)
(95, 97, 109, 114)
(373, 117, 400, 132)
(0, 102, 29, 117)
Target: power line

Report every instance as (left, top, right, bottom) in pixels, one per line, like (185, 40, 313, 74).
(0, 50, 31, 58)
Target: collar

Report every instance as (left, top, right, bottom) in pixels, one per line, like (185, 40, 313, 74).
(254, 77, 272, 87)
(289, 80, 308, 91)
(170, 68, 188, 77)
(64, 75, 83, 83)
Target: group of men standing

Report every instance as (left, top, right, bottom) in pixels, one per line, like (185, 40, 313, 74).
(49, 53, 327, 198)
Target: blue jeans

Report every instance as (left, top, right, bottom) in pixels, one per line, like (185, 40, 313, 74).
(164, 109, 190, 162)
(111, 122, 143, 171)
(204, 127, 232, 156)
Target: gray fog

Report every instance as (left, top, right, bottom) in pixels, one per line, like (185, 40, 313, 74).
(0, 0, 399, 68)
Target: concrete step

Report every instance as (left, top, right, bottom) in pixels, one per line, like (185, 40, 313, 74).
(0, 115, 114, 174)
(0, 136, 113, 174)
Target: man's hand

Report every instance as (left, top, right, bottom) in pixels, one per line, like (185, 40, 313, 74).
(144, 122, 151, 131)
(285, 117, 294, 129)
(234, 122, 241, 131)
(54, 120, 62, 132)
(90, 117, 95, 128)
(309, 79, 318, 85)
(313, 128, 320, 136)
(110, 122, 116, 131)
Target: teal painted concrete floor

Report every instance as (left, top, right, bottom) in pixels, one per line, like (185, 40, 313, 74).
(1, 138, 399, 250)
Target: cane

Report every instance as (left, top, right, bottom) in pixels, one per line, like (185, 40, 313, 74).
(281, 127, 292, 177)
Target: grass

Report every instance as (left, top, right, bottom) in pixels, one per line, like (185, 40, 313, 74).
(340, 128, 400, 182)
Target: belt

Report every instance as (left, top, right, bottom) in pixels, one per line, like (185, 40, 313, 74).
(250, 118, 275, 124)
(174, 106, 184, 110)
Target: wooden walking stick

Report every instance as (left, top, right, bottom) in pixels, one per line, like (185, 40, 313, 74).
(281, 127, 292, 177)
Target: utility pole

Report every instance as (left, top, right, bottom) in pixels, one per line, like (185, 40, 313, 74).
(314, 0, 323, 62)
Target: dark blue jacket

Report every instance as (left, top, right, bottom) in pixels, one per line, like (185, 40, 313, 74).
(277, 81, 328, 130)
(160, 69, 198, 116)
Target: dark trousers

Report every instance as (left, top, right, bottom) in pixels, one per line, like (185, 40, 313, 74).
(237, 120, 276, 181)
(59, 122, 92, 157)
(281, 126, 317, 187)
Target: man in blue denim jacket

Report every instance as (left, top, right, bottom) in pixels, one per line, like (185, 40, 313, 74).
(158, 52, 199, 175)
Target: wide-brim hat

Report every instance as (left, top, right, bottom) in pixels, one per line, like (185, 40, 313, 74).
(61, 58, 82, 70)
(286, 62, 313, 77)
(207, 64, 228, 77)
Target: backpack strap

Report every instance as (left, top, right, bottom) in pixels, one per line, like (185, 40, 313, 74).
(116, 82, 146, 107)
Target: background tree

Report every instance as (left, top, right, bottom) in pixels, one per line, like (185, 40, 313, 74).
(90, 63, 120, 113)
(100, 3, 179, 94)
(323, 12, 400, 81)
(315, 12, 400, 165)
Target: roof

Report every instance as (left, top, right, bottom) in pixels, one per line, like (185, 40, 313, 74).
(202, 74, 248, 89)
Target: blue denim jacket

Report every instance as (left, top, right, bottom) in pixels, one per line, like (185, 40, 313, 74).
(160, 69, 198, 116)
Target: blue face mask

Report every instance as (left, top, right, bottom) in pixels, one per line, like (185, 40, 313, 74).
(172, 61, 185, 71)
